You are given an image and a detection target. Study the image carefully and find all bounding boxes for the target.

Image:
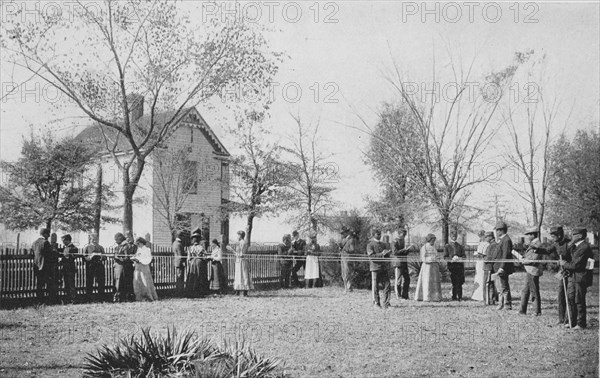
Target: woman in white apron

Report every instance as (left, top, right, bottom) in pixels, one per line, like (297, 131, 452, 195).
(227, 230, 254, 296)
(304, 232, 321, 288)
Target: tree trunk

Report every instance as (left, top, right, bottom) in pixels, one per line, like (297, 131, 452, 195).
(310, 216, 318, 234)
(441, 214, 449, 245)
(45, 219, 52, 230)
(244, 212, 255, 254)
(94, 164, 102, 236)
(122, 168, 134, 235)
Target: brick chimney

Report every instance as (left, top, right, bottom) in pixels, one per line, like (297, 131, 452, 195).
(126, 94, 144, 122)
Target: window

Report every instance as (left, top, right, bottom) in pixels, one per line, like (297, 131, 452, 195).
(190, 128, 194, 143)
(220, 162, 229, 199)
(183, 161, 198, 194)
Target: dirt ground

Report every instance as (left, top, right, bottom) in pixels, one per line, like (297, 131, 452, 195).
(0, 271, 598, 377)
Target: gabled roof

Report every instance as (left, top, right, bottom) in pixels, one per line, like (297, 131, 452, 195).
(75, 107, 230, 157)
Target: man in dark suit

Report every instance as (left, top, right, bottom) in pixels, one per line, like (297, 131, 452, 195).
(61, 234, 78, 304)
(548, 226, 572, 326)
(113, 232, 135, 302)
(172, 231, 187, 296)
(367, 229, 391, 309)
(290, 230, 307, 287)
(560, 228, 594, 329)
(32, 228, 58, 304)
(444, 229, 466, 301)
(83, 233, 106, 301)
(392, 228, 411, 300)
(278, 234, 294, 288)
(494, 221, 514, 310)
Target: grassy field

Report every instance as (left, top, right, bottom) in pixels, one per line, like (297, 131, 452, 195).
(0, 271, 598, 377)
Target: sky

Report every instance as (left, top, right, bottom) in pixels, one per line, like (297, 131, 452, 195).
(1, 1, 599, 243)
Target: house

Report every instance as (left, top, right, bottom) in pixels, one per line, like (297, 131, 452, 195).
(74, 97, 231, 247)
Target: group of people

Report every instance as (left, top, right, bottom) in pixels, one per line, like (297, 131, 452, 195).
(277, 230, 324, 289)
(31, 228, 159, 304)
(352, 221, 594, 330)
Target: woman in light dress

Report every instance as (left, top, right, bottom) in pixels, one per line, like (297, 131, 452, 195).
(304, 232, 321, 288)
(415, 233, 442, 302)
(227, 230, 254, 296)
(208, 239, 227, 295)
(131, 237, 158, 302)
(471, 230, 489, 301)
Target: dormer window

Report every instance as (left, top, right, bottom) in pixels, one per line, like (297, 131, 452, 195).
(190, 127, 194, 143)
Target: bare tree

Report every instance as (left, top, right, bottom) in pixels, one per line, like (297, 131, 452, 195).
(2, 0, 279, 233)
(227, 110, 289, 252)
(501, 52, 572, 233)
(282, 114, 340, 234)
(355, 51, 519, 243)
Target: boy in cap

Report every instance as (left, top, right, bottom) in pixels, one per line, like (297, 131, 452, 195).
(560, 228, 594, 329)
(61, 234, 78, 304)
(547, 226, 571, 326)
(494, 221, 514, 310)
(518, 228, 546, 316)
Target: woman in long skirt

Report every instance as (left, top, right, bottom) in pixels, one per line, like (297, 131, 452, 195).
(186, 231, 209, 298)
(228, 230, 254, 296)
(415, 234, 442, 302)
(304, 233, 321, 288)
(472, 230, 488, 301)
(132, 237, 158, 302)
(208, 239, 227, 294)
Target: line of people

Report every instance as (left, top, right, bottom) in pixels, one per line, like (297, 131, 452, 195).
(337, 222, 594, 330)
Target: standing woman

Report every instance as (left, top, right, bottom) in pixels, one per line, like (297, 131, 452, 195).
(208, 239, 227, 295)
(131, 237, 158, 302)
(186, 229, 209, 298)
(228, 230, 254, 296)
(304, 232, 321, 288)
(415, 234, 442, 302)
(471, 230, 489, 301)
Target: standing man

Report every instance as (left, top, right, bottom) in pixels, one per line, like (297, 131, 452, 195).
(278, 234, 293, 289)
(560, 228, 594, 329)
(494, 221, 514, 310)
(548, 226, 572, 326)
(31, 228, 58, 304)
(483, 231, 498, 305)
(172, 231, 187, 297)
(518, 228, 546, 316)
(113, 232, 135, 302)
(83, 233, 106, 301)
(61, 234, 78, 304)
(392, 228, 411, 300)
(290, 230, 307, 287)
(339, 226, 357, 293)
(367, 229, 392, 309)
(444, 229, 466, 301)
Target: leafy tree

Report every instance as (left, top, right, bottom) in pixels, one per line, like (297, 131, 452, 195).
(547, 129, 600, 239)
(226, 110, 289, 251)
(0, 133, 116, 231)
(2, 0, 280, 234)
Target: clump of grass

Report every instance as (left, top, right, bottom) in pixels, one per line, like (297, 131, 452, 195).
(83, 326, 285, 378)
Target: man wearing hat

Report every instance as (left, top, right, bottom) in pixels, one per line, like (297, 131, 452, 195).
(494, 221, 514, 310)
(31, 228, 58, 304)
(444, 229, 466, 301)
(83, 233, 106, 301)
(518, 228, 546, 316)
(172, 231, 187, 297)
(483, 231, 498, 305)
(113, 232, 136, 302)
(338, 226, 357, 293)
(367, 229, 392, 308)
(61, 234, 79, 304)
(290, 230, 307, 287)
(560, 228, 594, 329)
(547, 226, 572, 325)
(278, 234, 293, 288)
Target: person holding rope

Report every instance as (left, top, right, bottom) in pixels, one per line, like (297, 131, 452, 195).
(132, 237, 158, 302)
(208, 239, 227, 295)
(444, 229, 465, 301)
(229, 230, 254, 297)
(186, 229, 210, 298)
(61, 234, 78, 305)
(415, 233, 442, 302)
(518, 228, 546, 316)
(172, 231, 187, 297)
(560, 227, 594, 329)
(367, 229, 392, 309)
(290, 230, 307, 288)
(471, 230, 488, 302)
(83, 233, 106, 301)
(32, 228, 58, 305)
(547, 226, 572, 326)
(113, 232, 136, 303)
(339, 226, 357, 293)
(392, 228, 414, 300)
(493, 222, 514, 311)
(278, 234, 294, 289)
(483, 231, 498, 305)
(305, 231, 322, 288)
